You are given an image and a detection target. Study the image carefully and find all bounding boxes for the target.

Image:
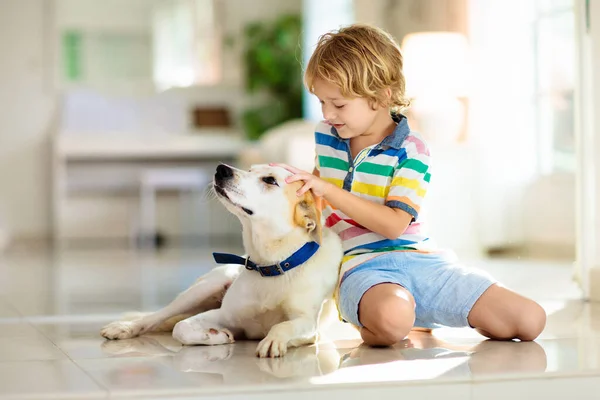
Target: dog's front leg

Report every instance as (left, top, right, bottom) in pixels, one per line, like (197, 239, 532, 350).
(256, 313, 318, 358)
(172, 308, 239, 346)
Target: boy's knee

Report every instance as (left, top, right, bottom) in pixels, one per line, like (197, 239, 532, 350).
(494, 301, 546, 341)
(360, 295, 415, 346)
(516, 302, 546, 341)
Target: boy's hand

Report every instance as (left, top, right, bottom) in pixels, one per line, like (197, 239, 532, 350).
(270, 163, 331, 197)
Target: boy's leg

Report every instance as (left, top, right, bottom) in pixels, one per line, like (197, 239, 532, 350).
(338, 254, 416, 347)
(467, 284, 546, 341)
(358, 283, 415, 346)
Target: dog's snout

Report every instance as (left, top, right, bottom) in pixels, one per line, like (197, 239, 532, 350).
(215, 164, 234, 181)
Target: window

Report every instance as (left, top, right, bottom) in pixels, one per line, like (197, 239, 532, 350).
(152, 0, 221, 90)
(534, 0, 576, 173)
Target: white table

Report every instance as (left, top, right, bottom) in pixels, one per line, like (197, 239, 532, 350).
(52, 131, 247, 248)
(55, 131, 246, 160)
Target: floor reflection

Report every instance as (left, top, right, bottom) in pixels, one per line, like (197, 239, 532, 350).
(98, 329, 548, 385)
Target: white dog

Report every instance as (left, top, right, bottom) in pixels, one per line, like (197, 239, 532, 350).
(101, 164, 343, 358)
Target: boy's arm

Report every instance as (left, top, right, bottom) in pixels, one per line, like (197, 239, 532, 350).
(313, 167, 411, 239)
(321, 181, 412, 240)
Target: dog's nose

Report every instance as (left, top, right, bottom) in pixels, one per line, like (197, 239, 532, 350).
(215, 164, 234, 181)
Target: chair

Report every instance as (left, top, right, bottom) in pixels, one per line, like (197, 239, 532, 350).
(137, 168, 210, 249)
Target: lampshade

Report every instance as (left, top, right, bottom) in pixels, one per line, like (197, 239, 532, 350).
(401, 32, 470, 98)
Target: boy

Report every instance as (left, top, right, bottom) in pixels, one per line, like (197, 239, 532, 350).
(275, 24, 545, 346)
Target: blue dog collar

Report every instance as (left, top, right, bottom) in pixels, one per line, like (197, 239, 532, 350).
(212, 241, 320, 277)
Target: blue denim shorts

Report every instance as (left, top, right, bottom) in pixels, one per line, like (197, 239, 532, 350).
(339, 251, 496, 329)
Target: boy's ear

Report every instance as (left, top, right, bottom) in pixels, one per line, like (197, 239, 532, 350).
(369, 98, 379, 110)
(385, 87, 392, 99)
(370, 88, 392, 110)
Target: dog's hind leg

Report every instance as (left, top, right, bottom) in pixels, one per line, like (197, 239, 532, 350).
(101, 265, 241, 340)
(107, 311, 194, 332)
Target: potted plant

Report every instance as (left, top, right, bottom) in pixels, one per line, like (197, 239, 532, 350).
(239, 14, 304, 141)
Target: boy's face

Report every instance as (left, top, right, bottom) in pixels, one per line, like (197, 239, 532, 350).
(312, 78, 382, 139)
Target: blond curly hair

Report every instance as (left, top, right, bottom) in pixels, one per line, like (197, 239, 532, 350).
(305, 24, 410, 112)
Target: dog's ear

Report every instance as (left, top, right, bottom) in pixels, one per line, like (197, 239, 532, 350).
(294, 190, 322, 244)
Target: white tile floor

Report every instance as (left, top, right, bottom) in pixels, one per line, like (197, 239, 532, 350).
(0, 247, 597, 399)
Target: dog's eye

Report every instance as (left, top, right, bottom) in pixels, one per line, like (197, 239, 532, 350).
(241, 207, 254, 215)
(262, 176, 278, 186)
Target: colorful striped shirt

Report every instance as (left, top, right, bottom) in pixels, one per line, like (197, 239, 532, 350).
(314, 114, 437, 280)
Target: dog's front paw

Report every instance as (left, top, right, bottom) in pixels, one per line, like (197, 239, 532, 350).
(172, 320, 234, 345)
(256, 334, 289, 358)
(101, 321, 144, 340)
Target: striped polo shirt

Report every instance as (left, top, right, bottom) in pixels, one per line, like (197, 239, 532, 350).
(314, 114, 436, 280)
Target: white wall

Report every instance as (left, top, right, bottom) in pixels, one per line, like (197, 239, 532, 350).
(55, 0, 151, 32)
(576, 0, 600, 299)
(0, 0, 57, 239)
(588, 0, 600, 263)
